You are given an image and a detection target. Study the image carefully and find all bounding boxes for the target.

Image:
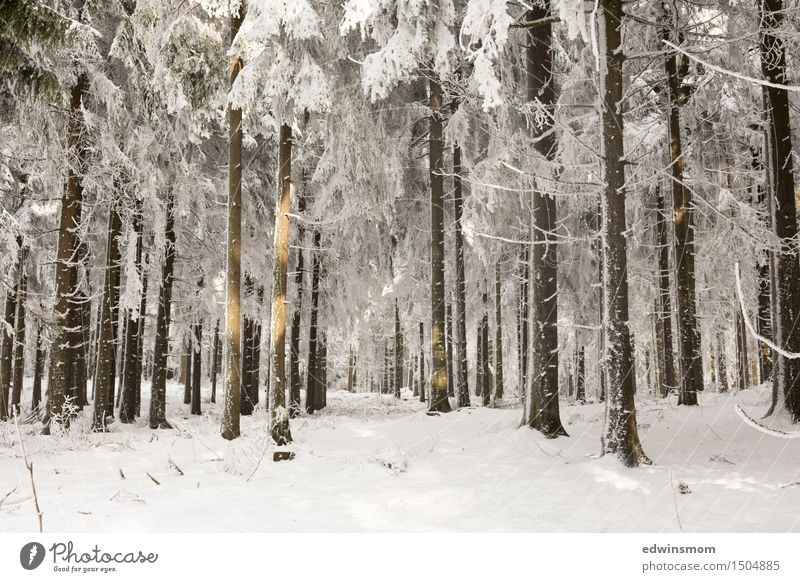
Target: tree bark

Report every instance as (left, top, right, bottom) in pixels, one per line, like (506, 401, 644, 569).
(419, 322, 426, 403)
(119, 201, 145, 423)
(660, 5, 703, 405)
(494, 264, 504, 400)
(44, 75, 88, 433)
(525, 1, 566, 436)
(210, 319, 220, 403)
(93, 207, 122, 431)
(428, 74, 451, 414)
(221, 5, 244, 440)
(148, 189, 176, 430)
(32, 325, 45, 411)
(0, 289, 17, 420)
(289, 189, 306, 417)
(191, 319, 202, 415)
(269, 122, 294, 446)
(445, 302, 454, 397)
(305, 230, 321, 413)
(655, 186, 677, 396)
(11, 259, 27, 415)
(394, 300, 403, 398)
(599, 0, 650, 466)
(452, 130, 470, 408)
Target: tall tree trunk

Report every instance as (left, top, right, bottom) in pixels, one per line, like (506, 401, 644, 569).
(120, 204, 145, 423)
(148, 189, 176, 430)
(660, 6, 703, 405)
(319, 331, 327, 409)
(221, 5, 244, 440)
(347, 348, 356, 393)
(428, 74, 451, 414)
(93, 207, 122, 431)
(191, 319, 203, 415)
(134, 267, 148, 417)
(599, 0, 650, 466)
(736, 310, 750, 391)
(576, 345, 585, 403)
(451, 105, 469, 408)
(269, 123, 294, 447)
(525, 1, 566, 436)
(445, 302, 454, 397)
(44, 75, 88, 433)
(476, 315, 484, 398)
(210, 319, 220, 404)
(305, 230, 321, 414)
(717, 333, 729, 392)
(655, 186, 677, 395)
(0, 289, 17, 420)
(419, 322, 426, 403)
(520, 245, 531, 414)
(481, 293, 491, 407)
(289, 189, 306, 417)
(11, 259, 27, 415)
(494, 264, 504, 400)
(394, 300, 403, 398)
(751, 146, 773, 383)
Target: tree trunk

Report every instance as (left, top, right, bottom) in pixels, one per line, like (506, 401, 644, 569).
(119, 202, 145, 423)
(210, 319, 220, 404)
(717, 333, 729, 392)
(428, 74, 451, 414)
(347, 348, 356, 393)
(481, 293, 491, 407)
(655, 186, 677, 395)
(134, 267, 148, 417)
(394, 300, 403, 398)
(182, 334, 192, 405)
(268, 122, 294, 447)
(32, 325, 45, 411)
(445, 302, 454, 397)
(221, 5, 244, 440)
(44, 75, 88, 433)
(599, 0, 650, 466)
(476, 315, 483, 398)
(11, 260, 27, 415)
(736, 310, 750, 391)
(319, 331, 327, 409)
(494, 264, 504, 400)
(0, 289, 17, 420)
(576, 345, 585, 403)
(419, 322, 426, 403)
(660, 7, 703, 405)
(191, 319, 203, 415)
(305, 230, 321, 414)
(241, 315, 254, 415)
(451, 106, 469, 408)
(525, 1, 566, 436)
(93, 207, 122, 431)
(148, 188, 176, 430)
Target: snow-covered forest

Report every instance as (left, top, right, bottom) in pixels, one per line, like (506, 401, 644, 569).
(2, 0, 800, 533)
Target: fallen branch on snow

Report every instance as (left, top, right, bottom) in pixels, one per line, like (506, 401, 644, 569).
(734, 405, 800, 439)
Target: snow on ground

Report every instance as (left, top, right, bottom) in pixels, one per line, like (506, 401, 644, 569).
(1, 383, 799, 532)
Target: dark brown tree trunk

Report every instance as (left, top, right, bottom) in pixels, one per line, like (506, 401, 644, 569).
(736, 311, 750, 391)
(759, 0, 800, 420)
(525, 1, 566, 437)
(32, 325, 45, 411)
(269, 123, 293, 446)
(119, 204, 145, 423)
(600, 0, 650, 466)
(319, 331, 327, 409)
(494, 264, 504, 400)
(134, 267, 148, 416)
(655, 186, 677, 395)
(305, 230, 321, 414)
(148, 189, 176, 430)
(93, 207, 122, 431)
(347, 348, 356, 393)
(481, 293, 491, 407)
(717, 333, 729, 392)
(394, 300, 403, 398)
(476, 315, 484, 399)
(445, 303, 454, 397)
(11, 260, 27, 415)
(241, 316, 254, 415)
(428, 74, 451, 414)
(576, 345, 585, 403)
(520, 245, 531, 412)
(44, 75, 88, 433)
(660, 6, 703, 405)
(182, 334, 192, 405)
(290, 188, 306, 418)
(751, 146, 773, 383)
(191, 320, 203, 415)
(452, 134, 470, 408)
(210, 319, 220, 404)
(0, 289, 17, 420)
(419, 322, 426, 403)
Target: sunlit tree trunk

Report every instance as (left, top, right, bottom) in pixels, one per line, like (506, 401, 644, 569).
(428, 73, 451, 413)
(221, 4, 244, 440)
(269, 123, 294, 446)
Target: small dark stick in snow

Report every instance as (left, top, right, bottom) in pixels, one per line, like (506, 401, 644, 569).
(168, 459, 184, 476)
(119, 468, 126, 480)
(146, 472, 161, 485)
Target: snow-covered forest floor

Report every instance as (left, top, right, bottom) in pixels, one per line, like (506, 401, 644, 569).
(1, 383, 799, 533)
